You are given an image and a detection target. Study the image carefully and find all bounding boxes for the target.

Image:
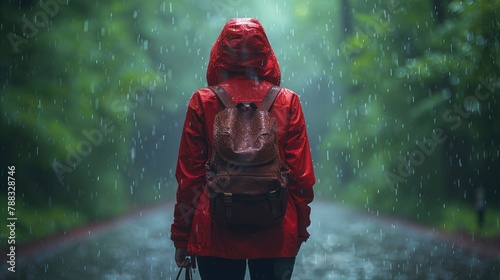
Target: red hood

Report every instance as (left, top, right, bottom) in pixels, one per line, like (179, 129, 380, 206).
(206, 18, 281, 86)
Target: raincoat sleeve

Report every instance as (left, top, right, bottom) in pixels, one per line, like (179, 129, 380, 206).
(285, 93, 315, 244)
(171, 92, 208, 248)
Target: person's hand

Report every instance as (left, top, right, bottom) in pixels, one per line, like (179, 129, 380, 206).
(175, 247, 196, 268)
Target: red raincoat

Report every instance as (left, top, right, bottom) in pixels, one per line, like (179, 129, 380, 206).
(171, 18, 315, 259)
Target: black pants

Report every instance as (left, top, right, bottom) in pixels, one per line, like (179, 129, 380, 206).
(196, 256, 296, 280)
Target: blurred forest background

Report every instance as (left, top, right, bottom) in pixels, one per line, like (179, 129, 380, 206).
(1, 0, 499, 245)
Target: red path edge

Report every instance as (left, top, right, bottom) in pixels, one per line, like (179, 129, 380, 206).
(2, 201, 499, 263)
(353, 205, 500, 259)
(393, 219, 500, 258)
(1, 201, 172, 263)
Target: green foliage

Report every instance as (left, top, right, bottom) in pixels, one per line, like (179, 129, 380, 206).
(0, 0, 347, 244)
(1, 0, 499, 244)
(15, 197, 86, 244)
(322, 0, 500, 236)
(0, 0, 208, 243)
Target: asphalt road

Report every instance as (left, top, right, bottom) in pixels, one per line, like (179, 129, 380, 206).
(2, 201, 499, 279)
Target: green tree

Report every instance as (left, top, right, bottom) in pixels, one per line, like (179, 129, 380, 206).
(1, 0, 343, 245)
(0, 0, 211, 243)
(325, 0, 500, 233)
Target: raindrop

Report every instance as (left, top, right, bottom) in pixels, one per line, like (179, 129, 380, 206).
(449, 75, 460, 86)
(442, 88, 452, 99)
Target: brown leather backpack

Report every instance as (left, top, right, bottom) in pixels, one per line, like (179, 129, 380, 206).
(205, 85, 289, 227)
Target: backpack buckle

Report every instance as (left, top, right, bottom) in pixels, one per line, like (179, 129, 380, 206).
(224, 193, 233, 218)
(269, 190, 277, 215)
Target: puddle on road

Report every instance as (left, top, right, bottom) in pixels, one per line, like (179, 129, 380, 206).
(1, 202, 499, 279)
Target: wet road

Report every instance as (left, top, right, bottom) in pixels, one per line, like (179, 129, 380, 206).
(2, 201, 499, 279)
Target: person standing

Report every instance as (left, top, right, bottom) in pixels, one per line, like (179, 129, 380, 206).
(171, 18, 315, 280)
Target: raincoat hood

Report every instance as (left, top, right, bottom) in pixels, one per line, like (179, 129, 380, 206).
(206, 18, 281, 86)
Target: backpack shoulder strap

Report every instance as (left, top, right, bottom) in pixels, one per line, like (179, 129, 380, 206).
(259, 85, 281, 111)
(209, 85, 236, 108)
